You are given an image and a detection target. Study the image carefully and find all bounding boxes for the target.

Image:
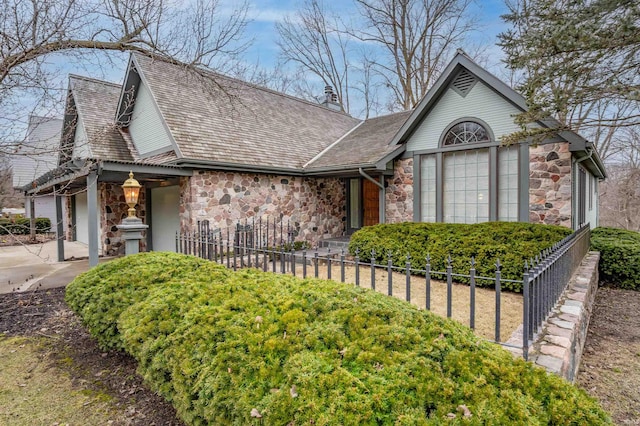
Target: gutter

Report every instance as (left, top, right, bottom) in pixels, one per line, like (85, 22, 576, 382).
(359, 167, 386, 224)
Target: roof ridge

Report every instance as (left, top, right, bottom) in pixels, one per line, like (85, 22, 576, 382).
(68, 74, 122, 88)
(132, 52, 358, 119)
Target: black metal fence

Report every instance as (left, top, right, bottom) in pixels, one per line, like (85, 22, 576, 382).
(176, 220, 591, 360)
(521, 223, 591, 359)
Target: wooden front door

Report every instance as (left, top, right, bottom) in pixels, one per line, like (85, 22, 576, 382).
(363, 179, 380, 226)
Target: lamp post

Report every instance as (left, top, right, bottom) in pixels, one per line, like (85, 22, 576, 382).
(116, 171, 148, 255)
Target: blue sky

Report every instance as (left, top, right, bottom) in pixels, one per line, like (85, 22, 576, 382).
(14, 0, 512, 128)
(243, 0, 510, 74)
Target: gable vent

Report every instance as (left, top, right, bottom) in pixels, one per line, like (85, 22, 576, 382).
(451, 69, 477, 97)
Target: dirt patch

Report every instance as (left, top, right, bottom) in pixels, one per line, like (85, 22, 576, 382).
(0, 287, 183, 425)
(577, 286, 640, 425)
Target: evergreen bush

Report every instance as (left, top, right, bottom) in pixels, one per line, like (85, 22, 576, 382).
(591, 227, 640, 290)
(66, 252, 610, 425)
(348, 222, 572, 292)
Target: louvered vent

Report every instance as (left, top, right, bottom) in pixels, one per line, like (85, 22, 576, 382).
(451, 69, 477, 97)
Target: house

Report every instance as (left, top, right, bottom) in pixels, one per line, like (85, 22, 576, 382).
(12, 116, 67, 230)
(22, 51, 606, 265)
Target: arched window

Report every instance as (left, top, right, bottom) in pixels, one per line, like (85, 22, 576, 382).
(442, 121, 490, 146)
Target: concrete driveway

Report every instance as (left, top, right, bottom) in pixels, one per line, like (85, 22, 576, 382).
(0, 241, 109, 294)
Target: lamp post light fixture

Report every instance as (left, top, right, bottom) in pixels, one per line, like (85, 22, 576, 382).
(117, 170, 148, 256)
(122, 171, 142, 218)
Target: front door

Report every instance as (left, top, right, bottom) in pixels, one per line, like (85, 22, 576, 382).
(346, 178, 380, 233)
(363, 179, 380, 226)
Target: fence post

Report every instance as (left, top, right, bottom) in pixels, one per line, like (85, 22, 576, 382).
(355, 249, 360, 287)
(405, 254, 411, 302)
(446, 255, 453, 318)
(425, 254, 431, 311)
(469, 257, 476, 330)
(302, 249, 307, 278)
(327, 247, 332, 280)
(522, 262, 530, 361)
(370, 249, 376, 291)
(495, 258, 502, 343)
(387, 251, 393, 296)
(340, 249, 345, 283)
(314, 248, 319, 278)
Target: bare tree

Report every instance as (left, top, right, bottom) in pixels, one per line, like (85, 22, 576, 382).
(275, 0, 353, 113)
(0, 0, 250, 148)
(353, 0, 476, 110)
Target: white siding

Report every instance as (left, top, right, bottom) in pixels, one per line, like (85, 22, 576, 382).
(25, 195, 68, 230)
(406, 80, 525, 151)
(72, 119, 91, 158)
(128, 82, 173, 156)
(74, 191, 101, 247)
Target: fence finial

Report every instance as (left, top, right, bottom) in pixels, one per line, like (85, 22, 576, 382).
(447, 254, 452, 266)
(495, 258, 501, 271)
(470, 256, 476, 268)
(425, 253, 431, 264)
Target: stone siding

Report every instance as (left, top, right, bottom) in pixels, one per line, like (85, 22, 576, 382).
(180, 172, 345, 246)
(528, 252, 600, 382)
(529, 142, 572, 228)
(100, 182, 147, 256)
(386, 158, 414, 223)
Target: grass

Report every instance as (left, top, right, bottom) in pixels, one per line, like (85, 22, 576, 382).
(0, 335, 118, 425)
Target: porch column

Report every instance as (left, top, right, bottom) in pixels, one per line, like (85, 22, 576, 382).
(29, 196, 36, 240)
(87, 171, 99, 267)
(54, 185, 65, 262)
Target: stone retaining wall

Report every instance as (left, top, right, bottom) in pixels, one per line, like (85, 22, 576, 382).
(528, 251, 600, 382)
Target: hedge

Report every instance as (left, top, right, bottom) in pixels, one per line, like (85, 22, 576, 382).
(591, 227, 640, 290)
(0, 217, 51, 235)
(348, 222, 572, 292)
(66, 252, 610, 425)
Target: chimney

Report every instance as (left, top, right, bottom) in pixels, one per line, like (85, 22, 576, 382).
(321, 85, 342, 111)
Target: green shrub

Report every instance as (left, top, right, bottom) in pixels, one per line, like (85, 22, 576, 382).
(348, 222, 572, 292)
(67, 253, 610, 425)
(0, 217, 51, 235)
(64, 252, 218, 350)
(591, 227, 640, 290)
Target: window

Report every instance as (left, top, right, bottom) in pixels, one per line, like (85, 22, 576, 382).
(420, 155, 436, 222)
(443, 149, 489, 223)
(418, 119, 519, 224)
(498, 146, 519, 221)
(443, 121, 490, 146)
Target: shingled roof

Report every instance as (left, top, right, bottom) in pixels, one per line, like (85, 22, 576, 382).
(305, 111, 412, 172)
(131, 53, 361, 170)
(69, 75, 133, 162)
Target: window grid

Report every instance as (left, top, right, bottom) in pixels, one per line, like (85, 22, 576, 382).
(498, 146, 519, 221)
(420, 155, 436, 222)
(443, 149, 489, 223)
(443, 121, 490, 146)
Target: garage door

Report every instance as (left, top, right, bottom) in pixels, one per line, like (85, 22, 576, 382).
(151, 185, 180, 252)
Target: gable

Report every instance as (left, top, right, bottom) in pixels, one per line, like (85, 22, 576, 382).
(405, 78, 526, 152)
(72, 117, 91, 158)
(127, 80, 174, 157)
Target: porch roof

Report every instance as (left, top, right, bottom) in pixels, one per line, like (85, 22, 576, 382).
(304, 111, 412, 172)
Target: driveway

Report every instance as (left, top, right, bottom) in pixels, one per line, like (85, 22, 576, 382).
(0, 241, 109, 294)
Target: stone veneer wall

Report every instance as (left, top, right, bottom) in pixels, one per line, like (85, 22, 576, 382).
(529, 142, 572, 228)
(100, 182, 147, 256)
(385, 158, 414, 223)
(528, 252, 600, 382)
(179, 171, 345, 246)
